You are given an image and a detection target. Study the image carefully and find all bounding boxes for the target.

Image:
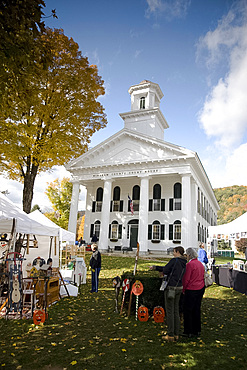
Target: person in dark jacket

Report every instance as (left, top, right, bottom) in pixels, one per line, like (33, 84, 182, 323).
(91, 234, 98, 243)
(150, 246, 187, 342)
(89, 244, 101, 292)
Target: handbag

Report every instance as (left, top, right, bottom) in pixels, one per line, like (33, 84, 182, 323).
(204, 271, 213, 287)
(160, 276, 168, 291)
(160, 259, 178, 291)
(167, 288, 176, 299)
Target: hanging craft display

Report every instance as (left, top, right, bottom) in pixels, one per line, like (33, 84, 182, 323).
(6, 252, 23, 315)
(132, 280, 144, 320)
(138, 305, 149, 322)
(153, 306, 165, 323)
(120, 278, 130, 315)
(0, 233, 8, 259)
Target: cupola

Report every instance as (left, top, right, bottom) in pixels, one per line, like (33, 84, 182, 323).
(119, 80, 169, 140)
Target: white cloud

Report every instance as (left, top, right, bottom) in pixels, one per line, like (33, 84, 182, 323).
(202, 143, 247, 188)
(198, 2, 247, 150)
(145, 0, 191, 20)
(225, 143, 247, 185)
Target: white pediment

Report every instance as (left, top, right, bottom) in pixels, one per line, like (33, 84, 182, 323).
(66, 129, 194, 171)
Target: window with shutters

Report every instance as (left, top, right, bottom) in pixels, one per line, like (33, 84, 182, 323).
(174, 183, 181, 210)
(96, 187, 103, 212)
(148, 221, 165, 242)
(152, 221, 160, 240)
(111, 221, 118, 239)
(90, 220, 101, 239)
(174, 220, 181, 241)
(109, 221, 122, 241)
(149, 184, 165, 211)
(132, 185, 140, 211)
(169, 183, 182, 211)
(153, 184, 161, 211)
(113, 186, 121, 211)
(197, 187, 201, 214)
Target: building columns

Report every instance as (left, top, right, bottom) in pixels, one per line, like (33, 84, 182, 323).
(68, 182, 80, 235)
(99, 179, 112, 251)
(181, 174, 191, 249)
(191, 179, 198, 248)
(138, 176, 149, 254)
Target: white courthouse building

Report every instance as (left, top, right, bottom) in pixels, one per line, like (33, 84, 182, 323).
(67, 80, 219, 255)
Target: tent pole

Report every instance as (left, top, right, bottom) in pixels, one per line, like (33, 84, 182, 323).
(26, 234, 29, 254)
(8, 218, 16, 253)
(54, 236, 57, 256)
(49, 236, 53, 259)
(59, 241, 62, 268)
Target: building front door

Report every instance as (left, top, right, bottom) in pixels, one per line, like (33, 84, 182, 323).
(129, 224, 138, 249)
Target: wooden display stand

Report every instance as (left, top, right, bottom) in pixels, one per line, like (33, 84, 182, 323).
(35, 277, 60, 307)
(61, 245, 86, 267)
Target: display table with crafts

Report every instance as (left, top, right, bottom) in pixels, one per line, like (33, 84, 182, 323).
(212, 263, 247, 295)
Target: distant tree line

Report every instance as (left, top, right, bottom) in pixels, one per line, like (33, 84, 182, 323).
(214, 185, 247, 225)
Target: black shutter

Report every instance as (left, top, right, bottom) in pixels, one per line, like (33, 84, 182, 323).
(161, 225, 165, 240)
(128, 200, 130, 212)
(120, 200, 123, 212)
(108, 224, 111, 238)
(169, 224, 173, 240)
(92, 201, 96, 212)
(148, 225, 152, 240)
(118, 224, 122, 239)
(110, 201, 113, 212)
(169, 199, 173, 211)
(149, 199, 153, 212)
(161, 199, 165, 211)
(90, 224, 94, 237)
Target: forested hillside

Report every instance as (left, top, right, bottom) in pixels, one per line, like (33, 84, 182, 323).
(214, 185, 247, 225)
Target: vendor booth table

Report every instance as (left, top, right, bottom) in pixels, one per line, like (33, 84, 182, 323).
(212, 266, 247, 295)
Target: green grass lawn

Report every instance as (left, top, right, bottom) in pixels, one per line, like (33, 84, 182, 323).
(0, 254, 246, 369)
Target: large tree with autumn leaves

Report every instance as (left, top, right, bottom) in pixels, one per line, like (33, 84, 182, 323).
(0, 27, 106, 213)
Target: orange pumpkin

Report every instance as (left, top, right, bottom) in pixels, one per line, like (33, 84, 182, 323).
(33, 309, 46, 325)
(137, 305, 149, 322)
(153, 306, 165, 323)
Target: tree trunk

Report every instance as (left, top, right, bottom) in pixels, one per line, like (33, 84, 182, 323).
(22, 167, 38, 213)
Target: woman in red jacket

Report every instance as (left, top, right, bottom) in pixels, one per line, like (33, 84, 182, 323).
(182, 247, 205, 338)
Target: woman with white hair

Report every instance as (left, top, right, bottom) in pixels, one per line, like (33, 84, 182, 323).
(182, 247, 205, 338)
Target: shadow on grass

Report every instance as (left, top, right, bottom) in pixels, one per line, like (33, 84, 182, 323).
(0, 267, 246, 369)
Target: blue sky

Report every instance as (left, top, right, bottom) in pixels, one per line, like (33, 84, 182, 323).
(1, 0, 247, 210)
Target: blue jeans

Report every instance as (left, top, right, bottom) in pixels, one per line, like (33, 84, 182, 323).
(91, 267, 101, 292)
(164, 287, 183, 337)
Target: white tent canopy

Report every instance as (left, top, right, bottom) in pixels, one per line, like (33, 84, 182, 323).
(208, 212, 247, 238)
(28, 210, 75, 243)
(0, 193, 59, 236)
